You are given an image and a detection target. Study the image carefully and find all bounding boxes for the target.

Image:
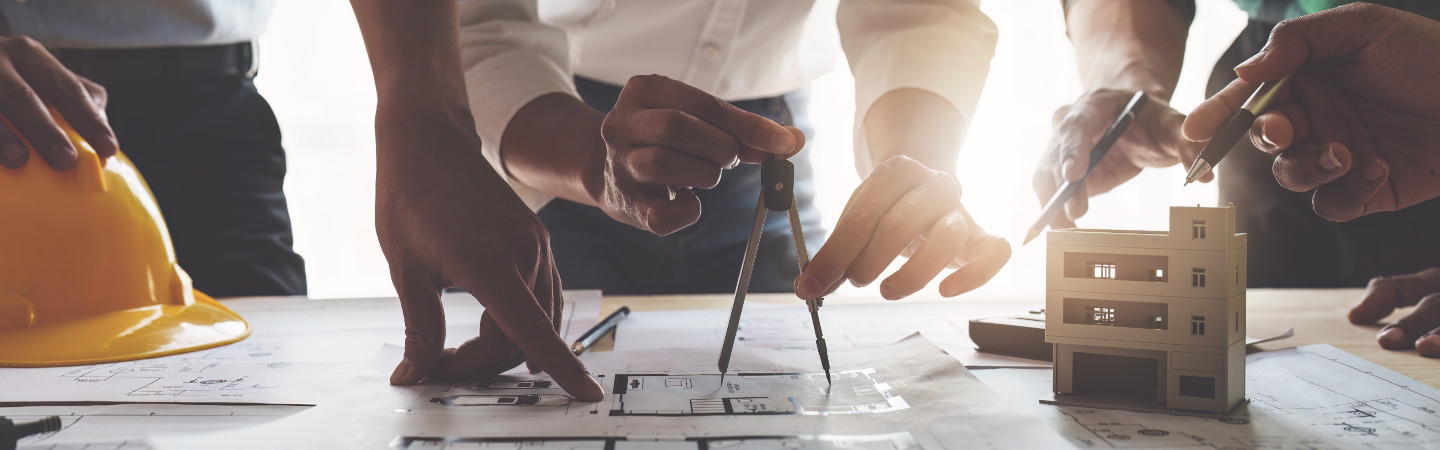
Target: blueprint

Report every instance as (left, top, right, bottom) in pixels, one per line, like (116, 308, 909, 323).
(0, 291, 601, 405)
(389, 432, 921, 449)
(974, 344, 1440, 449)
(151, 336, 1072, 449)
(610, 301, 1051, 368)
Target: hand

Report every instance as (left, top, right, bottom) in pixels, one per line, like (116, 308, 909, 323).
(0, 35, 116, 169)
(795, 156, 1010, 301)
(1351, 268, 1440, 358)
(1033, 88, 1204, 227)
(598, 75, 804, 235)
(376, 107, 603, 401)
(1182, 3, 1440, 222)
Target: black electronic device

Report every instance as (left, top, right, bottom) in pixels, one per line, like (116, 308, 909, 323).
(968, 310, 1051, 362)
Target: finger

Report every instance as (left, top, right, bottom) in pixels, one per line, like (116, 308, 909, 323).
(1250, 106, 1307, 153)
(1183, 77, 1257, 143)
(1054, 105, 1103, 183)
(14, 48, 117, 158)
(0, 113, 29, 168)
(1063, 182, 1088, 222)
(644, 187, 701, 236)
(1232, 3, 1389, 83)
(459, 265, 603, 401)
(624, 75, 797, 155)
(1272, 141, 1351, 192)
(796, 157, 930, 300)
(623, 109, 742, 167)
(1417, 327, 1440, 358)
(938, 234, 1012, 297)
(550, 263, 566, 342)
(879, 213, 969, 300)
(389, 265, 446, 385)
(846, 172, 959, 287)
(623, 145, 724, 189)
(432, 312, 528, 379)
(1312, 158, 1389, 222)
(0, 67, 76, 170)
(1349, 268, 1440, 324)
(1377, 293, 1440, 350)
(77, 76, 107, 108)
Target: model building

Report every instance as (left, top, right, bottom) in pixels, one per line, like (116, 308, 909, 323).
(1044, 205, 1246, 415)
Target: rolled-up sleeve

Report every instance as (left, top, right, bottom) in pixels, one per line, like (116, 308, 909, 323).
(838, 0, 998, 175)
(458, 0, 575, 210)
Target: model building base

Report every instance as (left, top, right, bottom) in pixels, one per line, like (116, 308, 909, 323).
(1040, 393, 1248, 419)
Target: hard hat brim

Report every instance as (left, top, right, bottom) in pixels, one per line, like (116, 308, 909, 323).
(0, 290, 251, 367)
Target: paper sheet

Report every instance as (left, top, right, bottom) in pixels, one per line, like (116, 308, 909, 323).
(3, 404, 304, 450)
(610, 301, 1051, 368)
(974, 344, 1440, 449)
(0, 291, 602, 406)
(152, 335, 1071, 449)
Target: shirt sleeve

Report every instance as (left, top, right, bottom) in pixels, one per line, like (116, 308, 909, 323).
(1061, 0, 1197, 26)
(458, 0, 575, 211)
(838, 0, 999, 176)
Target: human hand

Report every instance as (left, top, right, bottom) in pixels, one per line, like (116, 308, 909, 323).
(598, 75, 804, 235)
(795, 156, 1010, 301)
(0, 36, 115, 170)
(1351, 268, 1440, 358)
(1034, 89, 1204, 228)
(376, 108, 603, 401)
(1182, 3, 1440, 221)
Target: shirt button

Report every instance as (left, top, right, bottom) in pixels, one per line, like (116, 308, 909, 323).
(702, 44, 721, 60)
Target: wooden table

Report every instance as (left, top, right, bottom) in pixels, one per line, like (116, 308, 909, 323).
(597, 288, 1440, 388)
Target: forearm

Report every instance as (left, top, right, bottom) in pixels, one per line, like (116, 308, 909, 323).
(863, 88, 962, 177)
(1067, 0, 1189, 101)
(351, 0, 474, 138)
(499, 93, 607, 206)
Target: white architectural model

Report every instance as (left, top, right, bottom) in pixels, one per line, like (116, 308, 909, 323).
(1044, 206, 1246, 415)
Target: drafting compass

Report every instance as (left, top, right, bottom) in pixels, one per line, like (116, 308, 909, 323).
(717, 154, 831, 385)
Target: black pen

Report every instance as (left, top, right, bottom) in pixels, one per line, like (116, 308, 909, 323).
(1023, 90, 1148, 245)
(571, 306, 630, 355)
(1184, 77, 1290, 185)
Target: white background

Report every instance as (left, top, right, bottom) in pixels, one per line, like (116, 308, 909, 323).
(256, 0, 1249, 300)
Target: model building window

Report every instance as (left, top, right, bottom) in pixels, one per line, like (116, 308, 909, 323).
(1192, 268, 1206, 287)
(1088, 262, 1116, 279)
(1086, 307, 1115, 326)
(1191, 316, 1206, 335)
(1235, 265, 1240, 286)
(1192, 220, 1207, 239)
(1148, 315, 1165, 330)
(1152, 269, 1166, 282)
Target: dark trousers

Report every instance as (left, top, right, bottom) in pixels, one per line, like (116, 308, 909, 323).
(1210, 19, 1440, 287)
(538, 77, 822, 294)
(62, 48, 306, 297)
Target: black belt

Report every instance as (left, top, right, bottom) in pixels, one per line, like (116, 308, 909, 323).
(51, 42, 257, 82)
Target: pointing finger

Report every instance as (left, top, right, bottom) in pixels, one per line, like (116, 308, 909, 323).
(459, 265, 603, 402)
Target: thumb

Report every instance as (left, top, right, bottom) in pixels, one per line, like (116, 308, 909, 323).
(390, 265, 446, 385)
(1233, 3, 1386, 82)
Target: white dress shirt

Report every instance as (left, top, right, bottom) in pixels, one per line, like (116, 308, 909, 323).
(0, 0, 273, 49)
(459, 0, 997, 210)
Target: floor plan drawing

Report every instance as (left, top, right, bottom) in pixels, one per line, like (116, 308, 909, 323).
(974, 344, 1440, 449)
(151, 337, 1074, 449)
(390, 432, 920, 449)
(610, 369, 906, 417)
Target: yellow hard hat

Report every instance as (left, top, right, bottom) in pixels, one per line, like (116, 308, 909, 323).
(0, 112, 250, 367)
